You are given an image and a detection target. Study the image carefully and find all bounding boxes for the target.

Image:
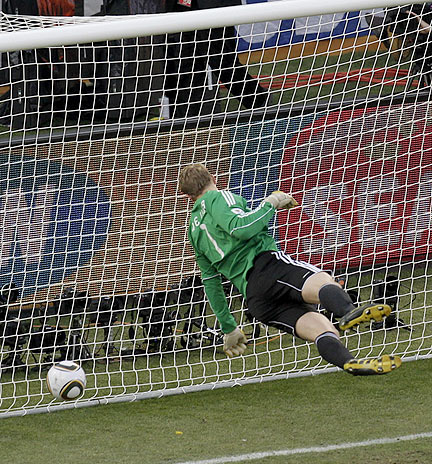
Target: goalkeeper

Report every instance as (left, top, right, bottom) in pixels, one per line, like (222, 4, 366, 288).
(179, 163, 402, 375)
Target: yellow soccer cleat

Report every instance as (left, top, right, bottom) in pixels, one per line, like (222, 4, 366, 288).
(339, 303, 391, 331)
(344, 355, 402, 376)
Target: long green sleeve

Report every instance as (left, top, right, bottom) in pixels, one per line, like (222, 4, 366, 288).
(202, 276, 237, 334)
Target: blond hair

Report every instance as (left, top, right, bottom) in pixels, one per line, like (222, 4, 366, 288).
(179, 164, 213, 200)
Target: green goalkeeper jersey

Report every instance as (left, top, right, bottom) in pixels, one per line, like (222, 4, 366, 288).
(188, 189, 278, 334)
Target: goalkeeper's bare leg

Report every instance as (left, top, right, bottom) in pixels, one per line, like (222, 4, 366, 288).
(298, 272, 401, 375)
(295, 311, 401, 375)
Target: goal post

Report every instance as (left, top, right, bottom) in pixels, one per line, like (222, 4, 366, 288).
(0, 0, 432, 417)
(0, 0, 428, 52)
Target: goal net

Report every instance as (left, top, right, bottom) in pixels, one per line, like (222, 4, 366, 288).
(0, 0, 431, 417)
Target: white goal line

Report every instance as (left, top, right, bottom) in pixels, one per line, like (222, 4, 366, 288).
(175, 431, 432, 464)
(0, 0, 429, 52)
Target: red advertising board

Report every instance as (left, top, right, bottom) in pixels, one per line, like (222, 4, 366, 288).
(279, 106, 432, 269)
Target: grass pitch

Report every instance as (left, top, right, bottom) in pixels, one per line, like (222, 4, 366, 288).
(1, 356, 431, 464)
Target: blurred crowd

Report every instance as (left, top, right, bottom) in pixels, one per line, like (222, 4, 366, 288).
(0, 0, 271, 128)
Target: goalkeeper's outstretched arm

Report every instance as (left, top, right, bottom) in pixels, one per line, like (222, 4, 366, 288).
(204, 190, 299, 242)
(201, 274, 248, 358)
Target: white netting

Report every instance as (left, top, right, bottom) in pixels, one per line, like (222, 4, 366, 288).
(0, 13, 113, 30)
(0, 0, 431, 417)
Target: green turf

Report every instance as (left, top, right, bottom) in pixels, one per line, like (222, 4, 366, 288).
(0, 357, 431, 464)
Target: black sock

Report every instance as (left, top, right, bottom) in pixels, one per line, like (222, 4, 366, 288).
(315, 332, 354, 368)
(318, 284, 355, 318)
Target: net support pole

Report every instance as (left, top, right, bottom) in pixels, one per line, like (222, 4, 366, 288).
(0, 0, 429, 52)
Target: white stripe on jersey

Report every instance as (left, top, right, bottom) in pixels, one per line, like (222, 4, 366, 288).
(271, 250, 322, 273)
(231, 207, 261, 218)
(202, 273, 221, 281)
(200, 223, 225, 259)
(230, 206, 274, 235)
(220, 189, 274, 235)
(221, 190, 236, 206)
(222, 190, 268, 219)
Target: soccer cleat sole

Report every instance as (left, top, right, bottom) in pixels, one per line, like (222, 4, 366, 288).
(344, 355, 402, 376)
(339, 303, 392, 331)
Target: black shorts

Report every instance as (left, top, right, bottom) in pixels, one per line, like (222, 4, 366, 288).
(246, 251, 322, 335)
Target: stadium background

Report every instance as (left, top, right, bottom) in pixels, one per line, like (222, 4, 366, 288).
(3, 101, 431, 302)
(0, 1, 429, 304)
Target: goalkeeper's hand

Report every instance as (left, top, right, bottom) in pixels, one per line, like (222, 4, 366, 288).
(223, 328, 248, 358)
(265, 191, 299, 210)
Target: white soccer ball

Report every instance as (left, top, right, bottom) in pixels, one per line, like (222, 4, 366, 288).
(46, 361, 86, 401)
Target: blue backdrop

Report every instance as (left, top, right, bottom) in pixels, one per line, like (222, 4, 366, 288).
(237, 0, 372, 51)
